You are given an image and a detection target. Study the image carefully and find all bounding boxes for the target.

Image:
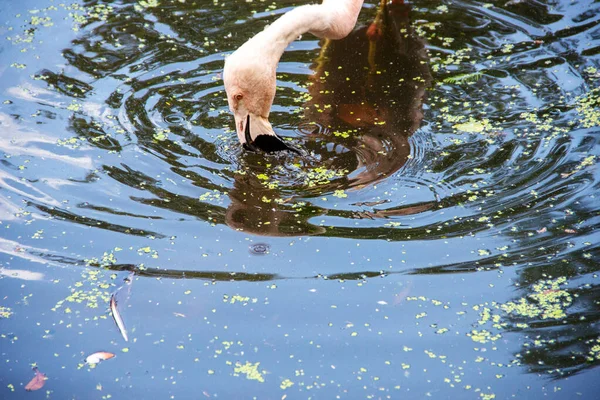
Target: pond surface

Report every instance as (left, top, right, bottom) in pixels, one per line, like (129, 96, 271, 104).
(1, 0, 599, 398)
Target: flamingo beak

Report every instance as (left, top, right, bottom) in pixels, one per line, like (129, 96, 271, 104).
(242, 114, 300, 154)
(242, 115, 257, 151)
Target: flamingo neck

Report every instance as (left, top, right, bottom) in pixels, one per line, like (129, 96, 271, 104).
(247, 0, 364, 62)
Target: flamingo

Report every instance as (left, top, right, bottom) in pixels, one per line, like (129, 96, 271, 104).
(223, 1, 433, 236)
(223, 0, 364, 152)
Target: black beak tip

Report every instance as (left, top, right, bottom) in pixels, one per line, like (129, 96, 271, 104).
(252, 135, 301, 154)
(243, 115, 301, 154)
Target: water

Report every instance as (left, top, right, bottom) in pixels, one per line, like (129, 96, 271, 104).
(1, 0, 599, 398)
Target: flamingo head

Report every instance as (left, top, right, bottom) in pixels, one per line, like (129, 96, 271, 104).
(223, 56, 298, 153)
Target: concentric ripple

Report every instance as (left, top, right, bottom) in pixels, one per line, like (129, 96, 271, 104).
(1, 0, 598, 285)
(0, 0, 598, 268)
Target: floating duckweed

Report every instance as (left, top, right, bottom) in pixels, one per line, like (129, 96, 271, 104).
(501, 277, 572, 320)
(69, 3, 114, 31)
(52, 269, 111, 311)
(332, 128, 357, 138)
(520, 111, 570, 142)
(478, 307, 491, 324)
(332, 189, 347, 198)
(385, 222, 401, 227)
(254, 173, 280, 189)
(468, 329, 502, 344)
(233, 361, 265, 383)
(300, 166, 348, 187)
(66, 101, 81, 112)
(562, 155, 596, 178)
(0, 307, 13, 319)
(198, 190, 223, 202)
(137, 247, 158, 259)
(480, 394, 496, 400)
(424, 350, 437, 358)
(57, 136, 84, 148)
(136, 0, 160, 10)
(101, 251, 117, 266)
(501, 43, 514, 54)
(576, 87, 600, 128)
(223, 294, 257, 304)
(280, 378, 294, 389)
(153, 129, 169, 141)
(587, 337, 600, 362)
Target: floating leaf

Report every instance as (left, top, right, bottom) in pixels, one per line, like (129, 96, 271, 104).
(443, 71, 483, 84)
(110, 273, 134, 342)
(85, 351, 115, 364)
(24, 367, 46, 391)
(454, 120, 486, 133)
(110, 293, 128, 342)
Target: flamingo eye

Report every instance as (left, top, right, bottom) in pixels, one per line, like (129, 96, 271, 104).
(235, 93, 243, 101)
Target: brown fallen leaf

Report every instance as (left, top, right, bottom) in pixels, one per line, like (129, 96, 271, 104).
(24, 367, 46, 391)
(85, 351, 115, 365)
